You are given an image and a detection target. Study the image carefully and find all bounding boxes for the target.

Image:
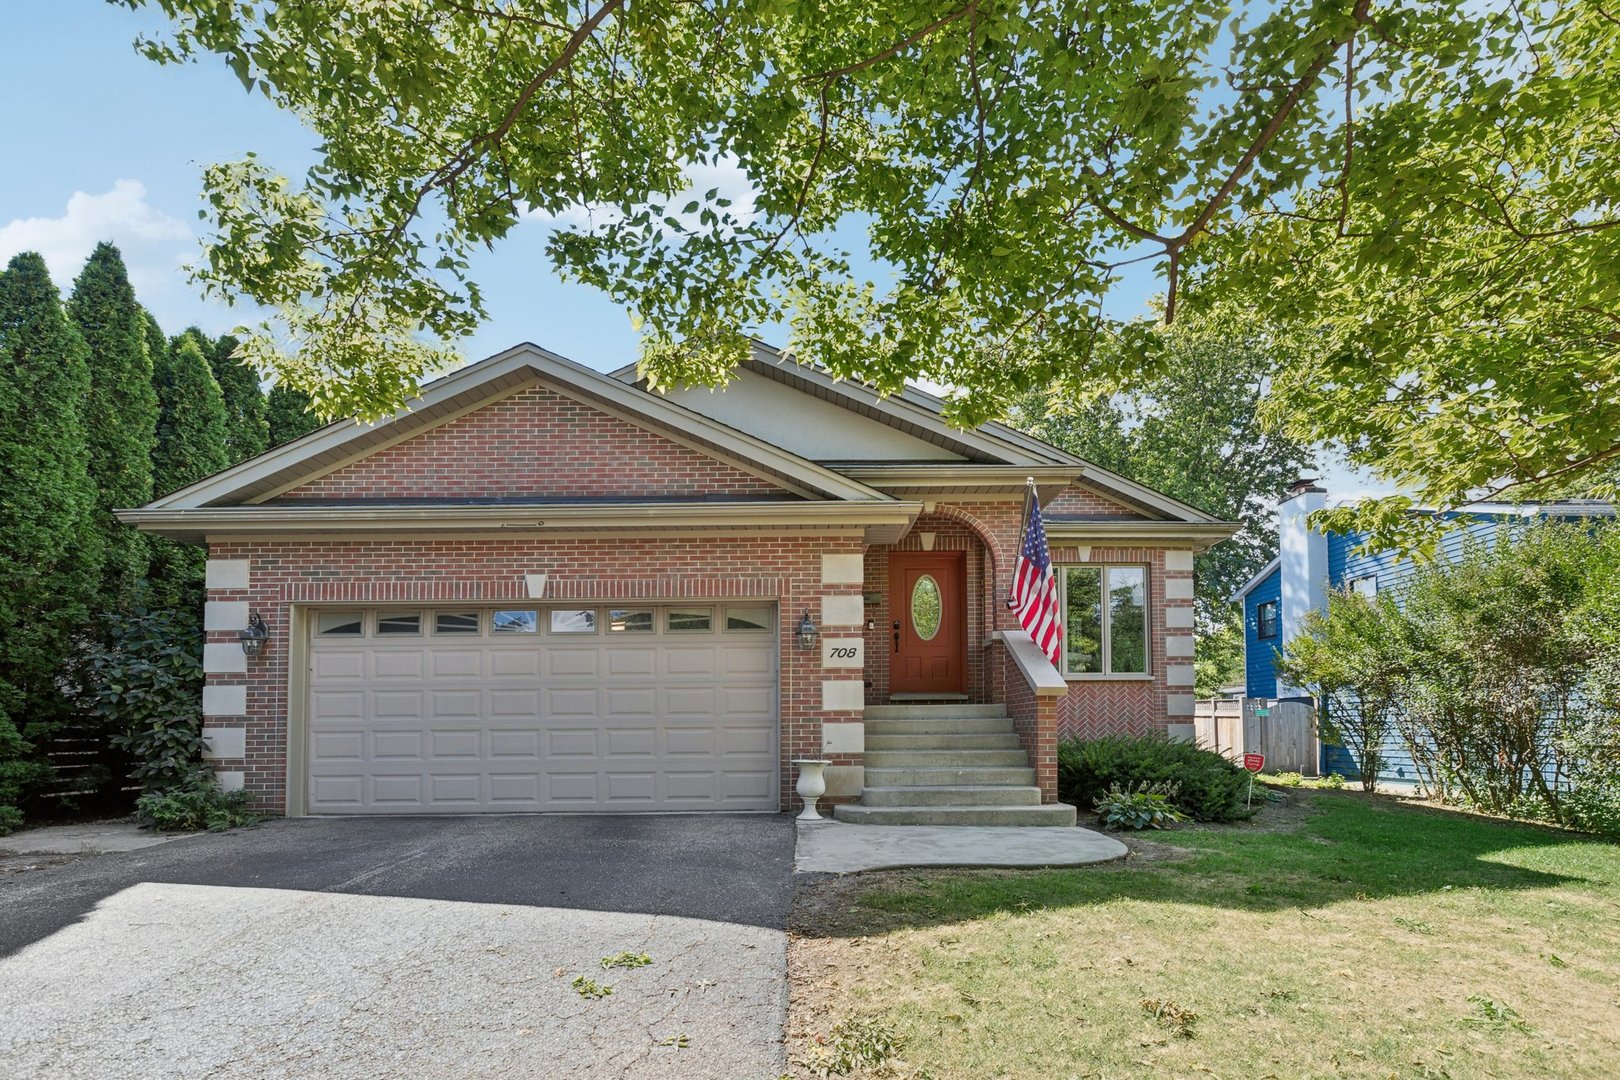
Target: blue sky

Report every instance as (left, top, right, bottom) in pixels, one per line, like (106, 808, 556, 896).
(1, 2, 1390, 501)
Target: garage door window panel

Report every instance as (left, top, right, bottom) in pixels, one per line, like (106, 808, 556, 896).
(725, 605, 773, 632)
(667, 608, 713, 632)
(433, 611, 481, 635)
(318, 612, 365, 636)
(376, 612, 423, 636)
(493, 609, 538, 634)
(549, 608, 598, 634)
(609, 609, 654, 633)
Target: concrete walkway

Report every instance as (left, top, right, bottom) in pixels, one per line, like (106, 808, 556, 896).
(1, 821, 192, 856)
(794, 820, 1129, 874)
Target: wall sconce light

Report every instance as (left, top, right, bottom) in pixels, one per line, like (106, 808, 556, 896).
(796, 611, 818, 650)
(239, 612, 269, 657)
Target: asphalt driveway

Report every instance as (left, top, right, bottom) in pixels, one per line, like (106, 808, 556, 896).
(0, 814, 795, 1079)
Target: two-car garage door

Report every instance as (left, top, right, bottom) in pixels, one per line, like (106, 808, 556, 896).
(305, 604, 778, 814)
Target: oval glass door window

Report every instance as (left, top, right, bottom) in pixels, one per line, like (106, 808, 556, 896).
(911, 575, 942, 640)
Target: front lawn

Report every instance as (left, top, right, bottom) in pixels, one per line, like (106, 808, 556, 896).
(789, 792, 1620, 1078)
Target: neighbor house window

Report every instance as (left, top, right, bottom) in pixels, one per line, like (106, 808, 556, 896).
(1256, 599, 1280, 640)
(1059, 566, 1147, 677)
(1348, 575, 1378, 598)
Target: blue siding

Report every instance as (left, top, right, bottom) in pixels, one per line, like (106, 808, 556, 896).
(1242, 567, 1282, 698)
(1320, 513, 1537, 785)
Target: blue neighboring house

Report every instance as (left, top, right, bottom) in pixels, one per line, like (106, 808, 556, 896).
(1232, 480, 1614, 785)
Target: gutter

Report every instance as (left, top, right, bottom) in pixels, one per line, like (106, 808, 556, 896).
(115, 500, 926, 544)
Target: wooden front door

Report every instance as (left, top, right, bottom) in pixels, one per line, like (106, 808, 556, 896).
(889, 551, 967, 696)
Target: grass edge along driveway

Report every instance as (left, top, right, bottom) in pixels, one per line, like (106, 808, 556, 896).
(789, 792, 1620, 1079)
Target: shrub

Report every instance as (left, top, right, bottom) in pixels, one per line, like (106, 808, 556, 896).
(1318, 772, 1347, 790)
(135, 768, 257, 832)
(1059, 734, 1257, 822)
(86, 601, 206, 793)
(1093, 782, 1188, 830)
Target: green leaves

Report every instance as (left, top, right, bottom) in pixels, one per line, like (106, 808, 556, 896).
(126, 0, 1620, 526)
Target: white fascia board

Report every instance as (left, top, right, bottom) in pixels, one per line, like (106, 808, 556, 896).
(1045, 520, 1241, 552)
(117, 500, 925, 542)
(1230, 556, 1282, 603)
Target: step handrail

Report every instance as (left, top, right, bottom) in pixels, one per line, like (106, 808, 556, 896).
(999, 628, 1067, 697)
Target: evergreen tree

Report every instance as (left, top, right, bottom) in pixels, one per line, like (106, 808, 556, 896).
(143, 308, 171, 410)
(149, 336, 231, 620)
(205, 332, 269, 462)
(0, 253, 102, 829)
(266, 382, 323, 445)
(67, 243, 158, 603)
(154, 335, 230, 496)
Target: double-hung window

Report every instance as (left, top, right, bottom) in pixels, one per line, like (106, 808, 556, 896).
(1060, 566, 1148, 677)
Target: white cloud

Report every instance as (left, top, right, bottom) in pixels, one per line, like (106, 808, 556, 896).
(0, 179, 191, 286)
(522, 153, 759, 233)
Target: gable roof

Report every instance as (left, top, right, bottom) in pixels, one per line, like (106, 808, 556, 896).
(145, 343, 892, 510)
(1231, 557, 1281, 603)
(616, 341, 1225, 524)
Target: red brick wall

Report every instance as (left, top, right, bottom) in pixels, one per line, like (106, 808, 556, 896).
(203, 533, 863, 814)
(1045, 485, 1148, 517)
(995, 644, 1059, 801)
(1044, 545, 1193, 739)
(275, 386, 785, 501)
(858, 495, 1192, 751)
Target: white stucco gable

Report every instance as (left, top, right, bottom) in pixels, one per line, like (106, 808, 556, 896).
(657, 367, 968, 463)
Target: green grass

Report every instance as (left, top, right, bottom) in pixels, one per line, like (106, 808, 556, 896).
(789, 792, 1620, 1079)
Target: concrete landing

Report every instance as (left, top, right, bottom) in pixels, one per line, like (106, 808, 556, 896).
(794, 820, 1129, 875)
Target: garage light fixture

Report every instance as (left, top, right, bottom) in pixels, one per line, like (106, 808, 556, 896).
(239, 612, 269, 657)
(796, 611, 818, 650)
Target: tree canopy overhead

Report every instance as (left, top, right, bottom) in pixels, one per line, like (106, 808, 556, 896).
(124, 0, 1620, 535)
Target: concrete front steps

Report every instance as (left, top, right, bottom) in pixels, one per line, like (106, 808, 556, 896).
(833, 704, 1077, 827)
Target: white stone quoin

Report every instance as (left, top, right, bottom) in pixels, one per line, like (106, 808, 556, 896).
(201, 684, 247, 717)
(820, 679, 865, 712)
(819, 553, 863, 585)
(819, 593, 863, 627)
(201, 727, 247, 760)
(202, 643, 248, 675)
(204, 559, 250, 590)
(820, 722, 865, 754)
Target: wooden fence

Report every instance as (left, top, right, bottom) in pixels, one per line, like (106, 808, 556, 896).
(1193, 698, 1320, 775)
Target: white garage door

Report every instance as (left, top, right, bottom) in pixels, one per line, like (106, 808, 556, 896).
(305, 604, 778, 814)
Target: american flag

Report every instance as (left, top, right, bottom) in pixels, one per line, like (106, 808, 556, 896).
(1009, 491, 1063, 664)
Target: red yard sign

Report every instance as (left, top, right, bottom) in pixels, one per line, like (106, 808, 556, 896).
(1242, 753, 1266, 773)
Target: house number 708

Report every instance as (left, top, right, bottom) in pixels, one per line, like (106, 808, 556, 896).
(828, 646, 859, 659)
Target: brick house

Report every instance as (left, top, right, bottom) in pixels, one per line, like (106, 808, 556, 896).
(121, 342, 1236, 820)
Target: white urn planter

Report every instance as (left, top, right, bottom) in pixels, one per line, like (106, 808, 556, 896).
(792, 759, 832, 822)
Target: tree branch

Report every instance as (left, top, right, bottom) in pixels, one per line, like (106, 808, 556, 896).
(808, 1, 979, 80)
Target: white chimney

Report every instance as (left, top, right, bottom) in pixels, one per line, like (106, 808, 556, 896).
(1276, 479, 1327, 699)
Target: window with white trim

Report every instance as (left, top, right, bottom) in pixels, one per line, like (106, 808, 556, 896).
(1059, 566, 1148, 676)
(1348, 575, 1378, 598)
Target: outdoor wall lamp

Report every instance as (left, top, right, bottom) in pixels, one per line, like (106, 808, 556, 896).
(796, 611, 818, 650)
(239, 612, 269, 657)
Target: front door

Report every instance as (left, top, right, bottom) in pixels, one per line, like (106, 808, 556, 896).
(889, 552, 967, 696)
